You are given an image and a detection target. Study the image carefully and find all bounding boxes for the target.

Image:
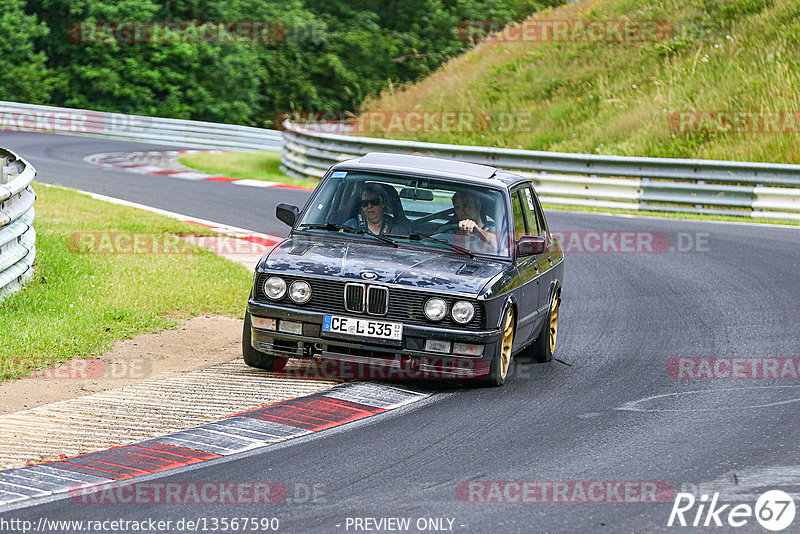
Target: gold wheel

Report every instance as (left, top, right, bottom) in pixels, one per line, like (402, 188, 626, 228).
(500, 309, 515, 379)
(549, 297, 559, 355)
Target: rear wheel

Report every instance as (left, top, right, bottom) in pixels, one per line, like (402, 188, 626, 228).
(524, 292, 560, 363)
(482, 307, 515, 387)
(242, 311, 288, 371)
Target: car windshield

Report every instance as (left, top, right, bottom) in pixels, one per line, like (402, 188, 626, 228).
(297, 170, 511, 257)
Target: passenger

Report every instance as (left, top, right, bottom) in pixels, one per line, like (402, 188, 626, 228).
(445, 190, 498, 250)
(344, 183, 397, 235)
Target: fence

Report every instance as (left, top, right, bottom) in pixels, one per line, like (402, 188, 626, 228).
(281, 121, 800, 220)
(0, 101, 282, 151)
(0, 149, 36, 300)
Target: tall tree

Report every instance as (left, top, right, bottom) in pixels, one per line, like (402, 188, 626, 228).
(0, 0, 50, 102)
(15, 0, 551, 124)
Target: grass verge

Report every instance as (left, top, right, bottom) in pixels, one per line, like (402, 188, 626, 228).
(362, 0, 800, 164)
(0, 185, 252, 384)
(179, 150, 318, 189)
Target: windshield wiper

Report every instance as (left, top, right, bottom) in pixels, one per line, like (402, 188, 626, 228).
(386, 233, 475, 258)
(299, 223, 398, 247)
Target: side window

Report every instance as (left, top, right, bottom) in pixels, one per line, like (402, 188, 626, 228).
(521, 187, 541, 236)
(512, 190, 526, 240)
(532, 189, 549, 237)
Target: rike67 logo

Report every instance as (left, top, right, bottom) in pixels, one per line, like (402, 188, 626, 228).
(668, 490, 796, 531)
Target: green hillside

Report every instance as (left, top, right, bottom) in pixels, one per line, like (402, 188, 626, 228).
(362, 0, 800, 163)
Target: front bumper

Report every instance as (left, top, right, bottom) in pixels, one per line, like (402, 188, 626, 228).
(247, 300, 501, 380)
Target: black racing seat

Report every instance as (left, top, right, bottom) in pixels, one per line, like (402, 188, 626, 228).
(375, 183, 412, 230)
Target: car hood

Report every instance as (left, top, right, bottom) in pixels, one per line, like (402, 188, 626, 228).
(261, 236, 508, 295)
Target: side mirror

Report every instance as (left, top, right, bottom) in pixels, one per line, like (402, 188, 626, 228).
(517, 236, 545, 256)
(276, 203, 300, 227)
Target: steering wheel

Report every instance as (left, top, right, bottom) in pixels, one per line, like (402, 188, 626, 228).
(435, 222, 461, 234)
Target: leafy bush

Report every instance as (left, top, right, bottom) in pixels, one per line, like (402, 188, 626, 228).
(0, 0, 51, 102)
(2, 0, 553, 126)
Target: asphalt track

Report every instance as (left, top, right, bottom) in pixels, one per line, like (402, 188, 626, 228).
(3, 131, 800, 533)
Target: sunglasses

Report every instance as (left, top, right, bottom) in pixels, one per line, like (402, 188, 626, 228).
(359, 197, 383, 207)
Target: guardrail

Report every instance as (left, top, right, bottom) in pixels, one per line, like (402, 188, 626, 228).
(0, 148, 36, 300)
(0, 101, 283, 151)
(281, 121, 800, 220)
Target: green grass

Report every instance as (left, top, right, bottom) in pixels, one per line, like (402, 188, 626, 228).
(179, 151, 318, 189)
(0, 185, 252, 384)
(362, 0, 800, 163)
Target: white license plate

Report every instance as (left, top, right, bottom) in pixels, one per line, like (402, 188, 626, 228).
(323, 315, 403, 341)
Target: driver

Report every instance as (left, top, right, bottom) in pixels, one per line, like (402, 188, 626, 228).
(445, 190, 497, 250)
(344, 184, 397, 235)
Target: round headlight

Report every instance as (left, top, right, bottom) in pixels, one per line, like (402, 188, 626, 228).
(263, 276, 286, 300)
(289, 280, 312, 303)
(451, 301, 475, 324)
(424, 297, 448, 321)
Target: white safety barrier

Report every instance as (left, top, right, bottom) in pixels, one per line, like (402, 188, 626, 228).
(0, 101, 282, 151)
(281, 121, 800, 220)
(0, 149, 36, 300)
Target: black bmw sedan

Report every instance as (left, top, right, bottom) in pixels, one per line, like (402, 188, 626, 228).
(243, 152, 564, 386)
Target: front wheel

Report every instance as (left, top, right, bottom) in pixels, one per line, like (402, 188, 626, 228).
(481, 307, 515, 387)
(242, 311, 288, 371)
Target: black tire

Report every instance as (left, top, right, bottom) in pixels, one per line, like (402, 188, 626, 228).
(481, 307, 515, 387)
(242, 311, 288, 371)
(522, 292, 560, 363)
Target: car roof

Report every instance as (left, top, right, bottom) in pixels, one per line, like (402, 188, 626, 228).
(330, 152, 528, 188)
